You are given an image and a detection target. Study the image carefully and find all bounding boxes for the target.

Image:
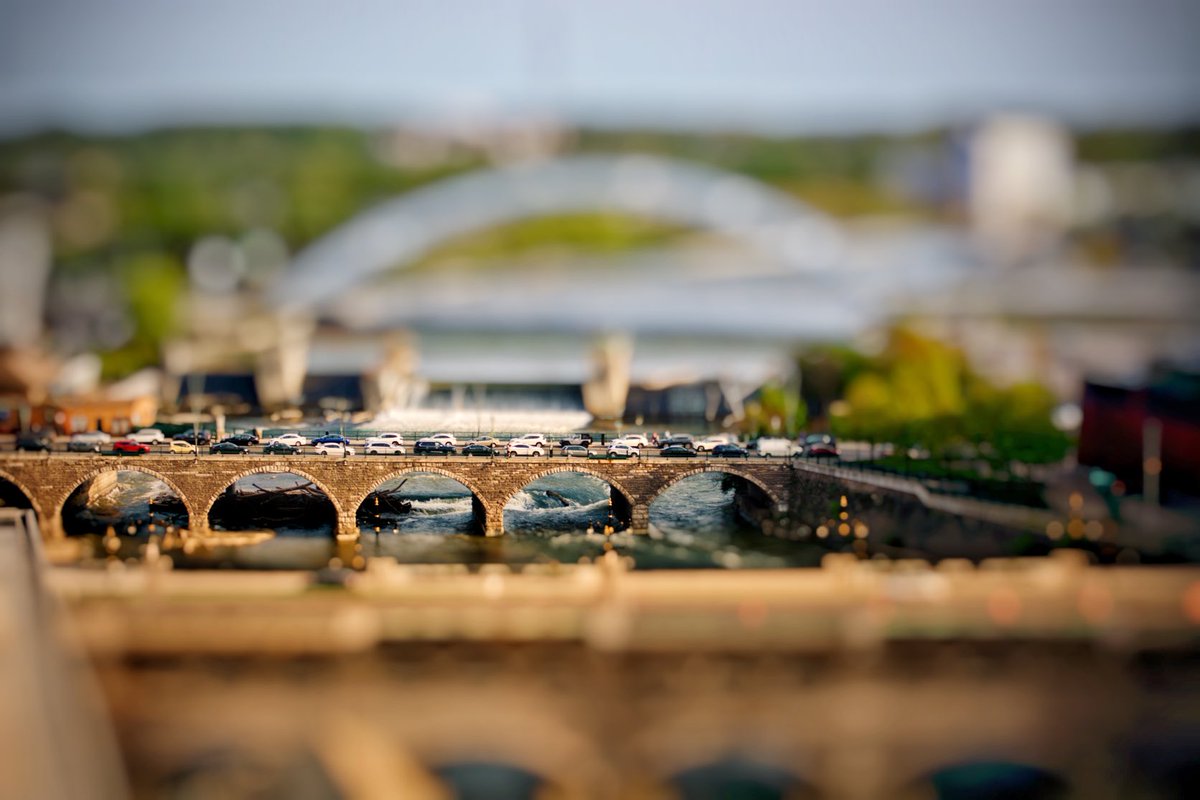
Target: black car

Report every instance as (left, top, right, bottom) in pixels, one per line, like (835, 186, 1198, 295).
(209, 441, 248, 455)
(659, 444, 698, 458)
(262, 441, 300, 455)
(221, 432, 259, 446)
(461, 443, 496, 457)
(558, 433, 594, 447)
(174, 430, 213, 445)
(16, 432, 52, 452)
(414, 440, 455, 455)
(712, 443, 749, 458)
(67, 440, 101, 453)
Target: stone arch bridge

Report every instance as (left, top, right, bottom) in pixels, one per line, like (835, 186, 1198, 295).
(0, 454, 799, 540)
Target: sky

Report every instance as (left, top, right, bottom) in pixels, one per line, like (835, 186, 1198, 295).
(1, 0, 1199, 135)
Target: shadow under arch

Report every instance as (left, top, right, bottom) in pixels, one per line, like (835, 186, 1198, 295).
(433, 761, 546, 800)
(670, 758, 818, 800)
(501, 465, 636, 532)
(206, 466, 343, 538)
(352, 467, 492, 535)
(58, 465, 195, 536)
(0, 467, 38, 518)
(900, 761, 1069, 800)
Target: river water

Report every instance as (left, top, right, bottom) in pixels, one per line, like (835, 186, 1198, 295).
(63, 470, 827, 570)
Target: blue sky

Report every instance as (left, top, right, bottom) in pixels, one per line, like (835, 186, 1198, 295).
(2, 0, 1198, 134)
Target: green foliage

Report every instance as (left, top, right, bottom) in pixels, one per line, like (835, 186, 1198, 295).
(408, 213, 687, 273)
(99, 251, 185, 379)
(830, 327, 1071, 467)
(743, 380, 807, 437)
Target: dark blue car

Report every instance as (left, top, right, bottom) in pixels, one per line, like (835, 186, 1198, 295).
(311, 433, 351, 446)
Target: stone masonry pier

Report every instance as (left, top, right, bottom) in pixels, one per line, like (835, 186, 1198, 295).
(0, 454, 797, 540)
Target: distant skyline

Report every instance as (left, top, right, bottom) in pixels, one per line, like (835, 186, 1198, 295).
(2, 0, 1199, 136)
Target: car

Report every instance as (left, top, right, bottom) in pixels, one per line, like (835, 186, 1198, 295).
(615, 433, 648, 448)
(128, 428, 166, 445)
(559, 444, 589, 458)
(506, 442, 544, 457)
(429, 433, 458, 447)
(169, 439, 197, 454)
(262, 441, 300, 455)
(67, 439, 101, 453)
(694, 434, 736, 452)
(558, 433, 594, 447)
(209, 441, 248, 455)
(605, 443, 638, 459)
(267, 433, 307, 448)
(512, 433, 547, 448)
(803, 433, 839, 458)
(373, 432, 405, 445)
(414, 439, 455, 455)
(755, 437, 802, 457)
(221, 432, 259, 446)
(364, 439, 406, 455)
(711, 443, 749, 458)
(311, 433, 351, 447)
(659, 434, 695, 449)
(173, 430, 213, 445)
(314, 442, 354, 456)
(660, 444, 698, 458)
(112, 439, 150, 455)
(16, 432, 53, 452)
(466, 437, 503, 448)
(71, 430, 111, 444)
(461, 443, 497, 457)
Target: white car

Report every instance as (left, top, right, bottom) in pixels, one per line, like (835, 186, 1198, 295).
(755, 437, 802, 457)
(71, 430, 112, 444)
(606, 443, 639, 458)
(506, 442, 544, 457)
(695, 434, 736, 452)
(364, 439, 405, 455)
(429, 433, 457, 447)
(268, 433, 307, 448)
(615, 433, 647, 448)
(128, 428, 165, 445)
(374, 432, 404, 445)
(314, 442, 355, 456)
(512, 433, 547, 447)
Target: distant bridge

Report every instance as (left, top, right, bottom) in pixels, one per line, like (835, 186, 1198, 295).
(0, 454, 800, 540)
(271, 153, 846, 312)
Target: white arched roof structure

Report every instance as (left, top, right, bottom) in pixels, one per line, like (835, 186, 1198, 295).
(271, 154, 846, 311)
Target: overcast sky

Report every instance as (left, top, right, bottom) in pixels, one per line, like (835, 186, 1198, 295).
(2, 0, 1198, 135)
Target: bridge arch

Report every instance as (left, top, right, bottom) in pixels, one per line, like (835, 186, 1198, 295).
(202, 465, 347, 537)
(0, 467, 40, 519)
(349, 467, 494, 535)
(500, 465, 638, 532)
(56, 465, 196, 534)
(499, 465, 637, 512)
(648, 466, 784, 509)
(271, 153, 845, 312)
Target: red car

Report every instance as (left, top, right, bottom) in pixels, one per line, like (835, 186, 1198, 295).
(112, 439, 151, 455)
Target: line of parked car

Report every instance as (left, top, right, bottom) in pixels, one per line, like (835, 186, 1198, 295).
(11, 428, 840, 460)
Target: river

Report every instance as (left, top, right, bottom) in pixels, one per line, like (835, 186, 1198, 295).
(62, 469, 828, 570)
